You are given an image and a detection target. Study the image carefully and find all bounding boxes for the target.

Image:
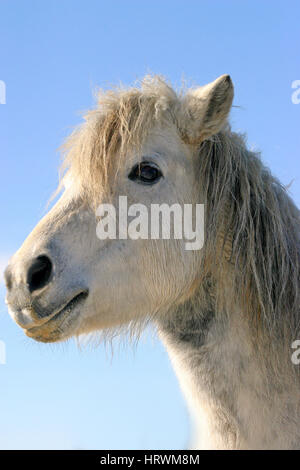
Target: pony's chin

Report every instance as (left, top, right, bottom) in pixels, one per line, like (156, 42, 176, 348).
(24, 314, 80, 343)
(25, 323, 77, 343)
(24, 293, 88, 343)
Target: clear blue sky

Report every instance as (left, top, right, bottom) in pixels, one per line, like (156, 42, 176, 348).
(0, 0, 299, 449)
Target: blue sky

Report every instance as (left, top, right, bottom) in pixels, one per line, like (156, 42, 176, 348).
(0, 0, 299, 449)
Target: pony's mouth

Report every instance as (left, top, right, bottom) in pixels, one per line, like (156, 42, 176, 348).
(25, 290, 89, 343)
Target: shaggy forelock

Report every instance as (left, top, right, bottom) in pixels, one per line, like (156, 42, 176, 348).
(60, 75, 179, 206)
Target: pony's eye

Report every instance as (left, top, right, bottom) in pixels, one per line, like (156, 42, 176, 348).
(128, 162, 163, 185)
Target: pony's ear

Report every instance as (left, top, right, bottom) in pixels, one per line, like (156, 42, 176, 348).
(180, 74, 234, 143)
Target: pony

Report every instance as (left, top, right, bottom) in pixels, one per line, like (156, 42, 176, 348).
(5, 74, 300, 449)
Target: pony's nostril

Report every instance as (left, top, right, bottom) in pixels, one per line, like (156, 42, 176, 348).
(27, 255, 53, 293)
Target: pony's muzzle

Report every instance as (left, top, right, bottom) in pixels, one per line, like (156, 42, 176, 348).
(4, 252, 56, 328)
(5, 246, 89, 340)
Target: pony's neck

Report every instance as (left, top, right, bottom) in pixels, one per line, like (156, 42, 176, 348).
(157, 300, 300, 450)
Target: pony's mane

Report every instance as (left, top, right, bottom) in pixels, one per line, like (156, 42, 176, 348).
(60, 76, 300, 341)
(198, 131, 300, 339)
